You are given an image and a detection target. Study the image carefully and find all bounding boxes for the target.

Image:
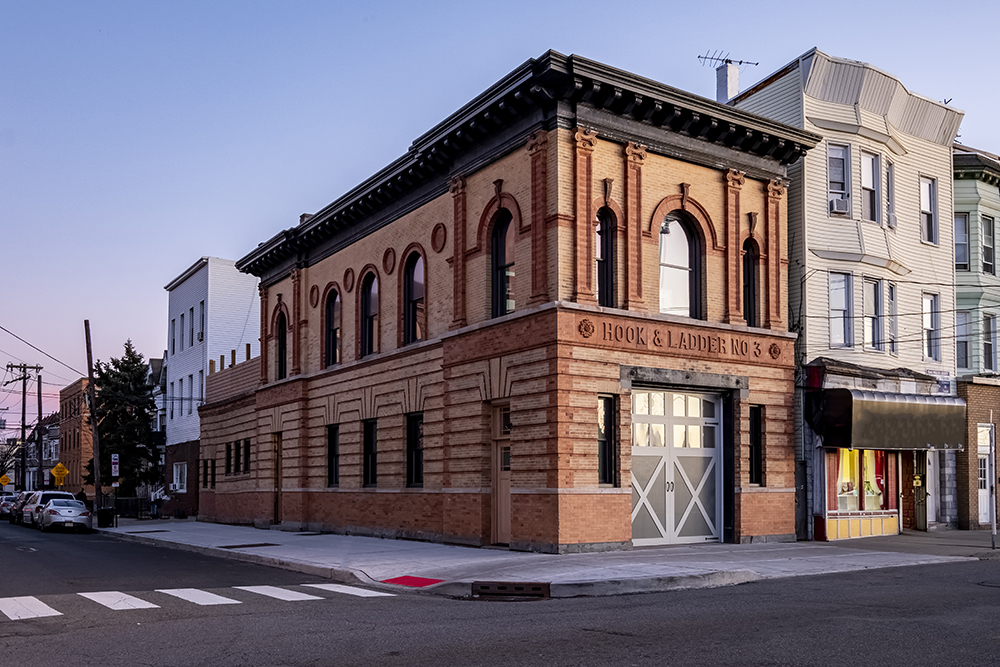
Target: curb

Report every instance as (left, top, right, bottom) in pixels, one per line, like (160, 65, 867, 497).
(97, 527, 762, 599)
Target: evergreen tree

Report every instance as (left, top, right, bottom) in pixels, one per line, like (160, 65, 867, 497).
(84, 340, 158, 495)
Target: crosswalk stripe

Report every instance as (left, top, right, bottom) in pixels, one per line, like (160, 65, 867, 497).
(79, 591, 159, 610)
(234, 585, 323, 601)
(0, 596, 62, 620)
(155, 588, 241, 606)
(303, 583, 395, 598)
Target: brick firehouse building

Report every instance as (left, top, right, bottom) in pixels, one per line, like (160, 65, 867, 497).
(198, 51, 820, 552)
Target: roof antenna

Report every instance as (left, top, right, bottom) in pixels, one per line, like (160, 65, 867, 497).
(699, 51, 758, 104)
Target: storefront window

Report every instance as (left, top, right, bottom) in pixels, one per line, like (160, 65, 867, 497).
(828, 449, 895, 512)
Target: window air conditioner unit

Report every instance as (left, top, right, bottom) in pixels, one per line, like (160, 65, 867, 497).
(829, 198, 850, 214)
(197, 332, 204, 342)
(170, 483, 178, 491)
(887, 213, 897, 228)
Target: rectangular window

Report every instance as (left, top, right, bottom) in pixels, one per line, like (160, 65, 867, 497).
(985, 314, 996, 372)
(598, 396, 617, 486)
(168, 382, 174, 419)
(210, 460, 216, 488)
(886, 162, 896, 227)
(202, 460, 209, 489)
(225, 442, 232, 475)
(748, 405, 764, 486)
(170, 319, 176, 355)
(179, 313, 184, 351)
(173, 462, 187, 493)
(957, 311, 971, 369)
(830, 272, 853, 347)
(363, 419, 377, 487)
(922, 294, 940, 360)
(406, 413, 424, 487)
(233, 439, 241, 474)
(188, 374, 194, 414)
(920, 177, 937, 244)
(984, 216, 995, 275)
(887, 283, 898, 355)
(198, 371, 204, 406)
(955, 213, 970, 271)
(327, 425, 339, 487)
(831, 449, 895, 512)
(178, 379, 183, 416)
(189, 307, 195, 346)
(861, 152, 879, 223)
(863, 278, 882, 350)
(828, 144, 850, 212)
(243, 439, 250, 472)
(199, 300, 205, 340)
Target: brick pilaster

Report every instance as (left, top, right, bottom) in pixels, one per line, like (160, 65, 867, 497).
(765, 179, 785, 328)
(259, 284, 269, 384)
(527, 131, 549, 304)
(574, 128, 598, 304)
(624, 142, 647, 308)
(450, 176, 467, 328)
(724, 169, 746, 325)
(290, 267, 302, 375)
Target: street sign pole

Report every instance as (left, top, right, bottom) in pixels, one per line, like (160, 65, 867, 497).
(85, 321, 102, 511)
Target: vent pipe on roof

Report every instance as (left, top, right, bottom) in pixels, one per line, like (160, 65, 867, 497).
(716, 63, 739, 103)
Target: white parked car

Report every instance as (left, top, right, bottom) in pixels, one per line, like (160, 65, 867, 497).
(21, 491, 76, 527)
(37, 499, 92, 532)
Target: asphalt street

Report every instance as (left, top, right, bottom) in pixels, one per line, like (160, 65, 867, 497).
(3, 521, 1000, 666)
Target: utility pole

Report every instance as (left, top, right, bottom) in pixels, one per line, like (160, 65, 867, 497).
(36, 374, 42, 489)
(5, 363, 43, 490)
(84, 321, 102, 511)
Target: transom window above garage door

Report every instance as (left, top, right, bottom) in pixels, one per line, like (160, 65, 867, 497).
(632, 390, 720, 449)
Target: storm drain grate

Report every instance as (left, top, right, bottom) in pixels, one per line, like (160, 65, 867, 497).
(217, 543, 279, 549)
(126, 530, 169, 534)
(472, 581, 550, 600)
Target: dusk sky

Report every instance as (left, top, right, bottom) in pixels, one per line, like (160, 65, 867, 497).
(2, 0, 996, 431)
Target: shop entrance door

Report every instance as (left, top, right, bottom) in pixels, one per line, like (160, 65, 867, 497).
(914, 451, 927, 531)
(978, 424, 993, 526)
(631, 390, 722, 546)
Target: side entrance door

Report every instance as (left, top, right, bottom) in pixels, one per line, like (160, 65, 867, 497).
(491, 405, 512, 545)
(914, 451, 927, 531)
(630, 389, 722, 546)
(979, 424, 993, 526)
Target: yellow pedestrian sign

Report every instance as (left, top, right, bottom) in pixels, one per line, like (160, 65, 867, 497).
(0, 474, 9, 486)
(51, 462, 69, 487)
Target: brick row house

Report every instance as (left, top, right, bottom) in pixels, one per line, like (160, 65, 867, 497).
(198, 51, 820, 552)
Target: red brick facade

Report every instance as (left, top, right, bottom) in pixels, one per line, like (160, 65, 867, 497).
(199, 52, 818, 552)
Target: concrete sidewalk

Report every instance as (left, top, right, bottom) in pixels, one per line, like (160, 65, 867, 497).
(97, 519, 980, 598)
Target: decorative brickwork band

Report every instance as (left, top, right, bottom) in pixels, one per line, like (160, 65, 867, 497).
(290, 267, 302, 375)
(527, 130, 549, 303)
(765, 179, 786, 328)
(574, 128, 598, 303)
(624, 142, 647, 308)
(724, 169, 746, 325)
(259, 284, 269, 384)
(450, 176, 467, 328)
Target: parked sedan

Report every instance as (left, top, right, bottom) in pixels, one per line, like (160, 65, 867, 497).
(21, 491, 76, 527)
(0, 491, 15, 517)
(7, 492, 31, 524)
(37, 499, 91, 532)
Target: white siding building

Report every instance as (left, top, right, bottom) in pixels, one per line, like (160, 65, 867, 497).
(733, 49, 965, 541)
(164, 257, 261, 448)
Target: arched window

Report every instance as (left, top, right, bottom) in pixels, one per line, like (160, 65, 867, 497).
(596, 208, 615, 307)
(360, 273, 379, 357)
(743, 238, 759, 327)
(276, 310, 287, 380)
(403, 253, 425, 345)
(659, 213, 703, 319)
(491, 210, 515, 318)
(325, 289, 341, 366)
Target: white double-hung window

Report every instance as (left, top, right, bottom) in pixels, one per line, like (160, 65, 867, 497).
(830, 273, 853, 347)
(985, 314, 997, 372)
(922, 294, 940, 360)
(983, 216, 995, 275)
(955, 213, 970, 271)
(956, 311, 971, 369)
(887, 283, 898, 355)
(828, 144, 850, 215)
(861, 152, 879, 223)
(863, 278, 882, 350)
(920, 177, 937, 244)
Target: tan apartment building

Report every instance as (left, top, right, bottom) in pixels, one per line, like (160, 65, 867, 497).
(199, 51, 820, 552)
(59, 378, 94, 499)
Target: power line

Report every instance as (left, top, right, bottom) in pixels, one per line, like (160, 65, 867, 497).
(0, 324, 84, 376)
